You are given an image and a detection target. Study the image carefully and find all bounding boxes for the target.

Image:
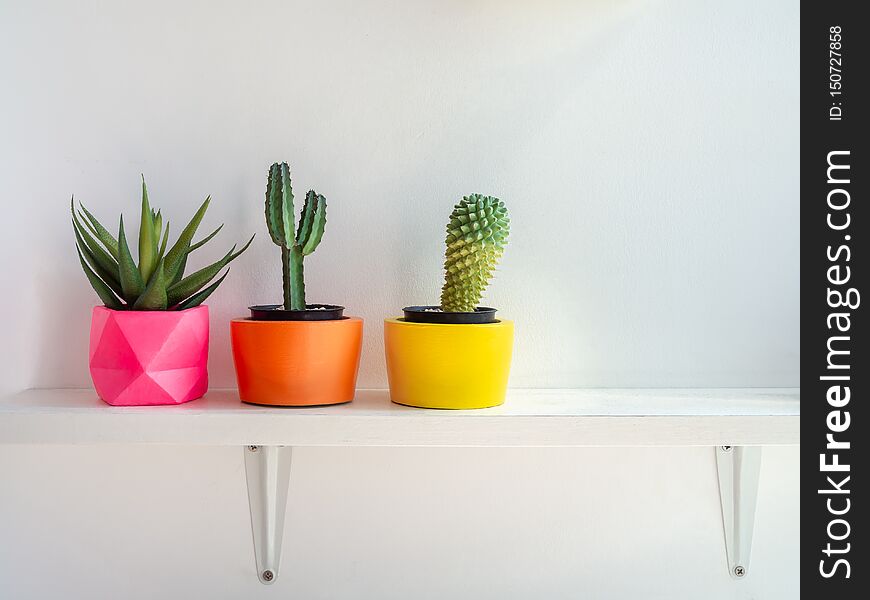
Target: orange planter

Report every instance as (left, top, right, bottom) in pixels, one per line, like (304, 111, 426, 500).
(230, 317, 363, 406)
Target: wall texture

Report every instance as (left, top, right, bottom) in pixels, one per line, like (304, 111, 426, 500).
(0, 0, 799, 598)
(0, 445, 799, 600)
(0, 0, 799, 392)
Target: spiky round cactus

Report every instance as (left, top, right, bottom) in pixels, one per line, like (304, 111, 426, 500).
(440, 194, 510, 312)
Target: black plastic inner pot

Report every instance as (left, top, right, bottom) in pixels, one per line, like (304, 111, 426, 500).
(249, 304, 345, 321)
(402, 306, 497, 324)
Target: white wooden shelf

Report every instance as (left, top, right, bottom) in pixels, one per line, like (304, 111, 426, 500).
(0, 386, 799, 583)
(0, 388, 799, 447)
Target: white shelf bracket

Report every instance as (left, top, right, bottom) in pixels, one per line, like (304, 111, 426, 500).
(244, 445, 293, 585)
(715, 445, 762, 579)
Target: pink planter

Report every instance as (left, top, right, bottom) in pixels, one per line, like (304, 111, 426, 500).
(89, 305, 209, 406)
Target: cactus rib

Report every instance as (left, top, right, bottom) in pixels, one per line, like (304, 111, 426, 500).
(440, 194, 510, 312)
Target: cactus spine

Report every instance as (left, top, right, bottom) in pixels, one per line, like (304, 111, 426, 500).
(440, 194, 510, 312)
(265, 162, 327, 310)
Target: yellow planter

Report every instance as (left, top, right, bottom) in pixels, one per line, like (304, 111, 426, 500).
(383, 318, 514, 409)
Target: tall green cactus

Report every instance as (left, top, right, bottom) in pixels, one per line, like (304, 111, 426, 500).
(440, 194, 510, 312)
(265, 162, 327, 310)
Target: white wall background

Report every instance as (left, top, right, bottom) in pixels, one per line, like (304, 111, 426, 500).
(0, 0, 799, 598)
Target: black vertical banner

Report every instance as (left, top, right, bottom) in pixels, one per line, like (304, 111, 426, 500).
(803, 1, 867, 596)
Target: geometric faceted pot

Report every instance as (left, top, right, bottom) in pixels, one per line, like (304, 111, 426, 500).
(384, 317, 513, 409)
(230, 317, 363, 406)
(89, 305, 209, 406)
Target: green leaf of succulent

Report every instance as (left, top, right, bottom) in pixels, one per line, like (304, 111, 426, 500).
(133, 258, 167, 310)
(153, 210, 163, 253)
(117, 215, 145, 303)
(166, 235, 253, 306)
(163, 195, 210, 283)
(176, 269, 230, 310)
(71, 201, 122, 294)
(73, 224, 124, 299)
(172, 253, 188, 286)
(138, 176, 156, 282)
(78, 201, 118, 260)
(157, 221, 170, 262)
(265, 162, 295, 248)
(440, 194, 510, 312)
(167, 224, 222, 286)
(229, 234, 255, 261)
(75, 245, 123, 310)
(299, 192, 327, 255)
(188, 224, 223, 254)
(166, 248, 232, 307)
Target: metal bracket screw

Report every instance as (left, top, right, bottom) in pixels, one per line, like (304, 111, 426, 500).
(245, 445, 293, 585)
(716, 446, 761, 580)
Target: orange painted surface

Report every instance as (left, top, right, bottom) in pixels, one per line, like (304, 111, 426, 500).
(230, 317, 363, 406)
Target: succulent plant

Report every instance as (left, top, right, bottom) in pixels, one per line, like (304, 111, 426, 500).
(265, 162, 327, 310)
(72, 177, 253, 310)
(440, 194, 510, 312)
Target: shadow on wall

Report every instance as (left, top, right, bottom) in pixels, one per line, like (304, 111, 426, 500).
(35, 271, 96, 388)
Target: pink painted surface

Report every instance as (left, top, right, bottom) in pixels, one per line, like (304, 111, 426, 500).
(89, 306, 209, 406)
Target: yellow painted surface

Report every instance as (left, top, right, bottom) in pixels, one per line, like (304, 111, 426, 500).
(383, 318, 514, 409)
